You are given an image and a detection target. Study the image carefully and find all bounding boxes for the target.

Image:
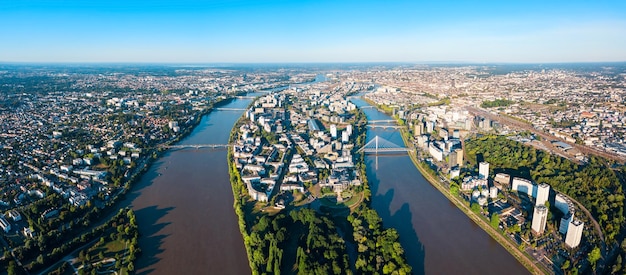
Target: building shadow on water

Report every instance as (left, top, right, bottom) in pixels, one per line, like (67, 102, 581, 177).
(369, 166, 426, 275)
(391, 203, 425, 275)
(133, 205, 174, 275)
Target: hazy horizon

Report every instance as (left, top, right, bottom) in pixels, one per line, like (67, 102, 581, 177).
(2, 0, 625, 63)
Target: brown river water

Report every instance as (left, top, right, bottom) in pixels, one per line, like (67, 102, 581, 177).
(120, 90, 528, 274)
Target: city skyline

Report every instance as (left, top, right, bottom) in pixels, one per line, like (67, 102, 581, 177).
(1, 0, 625, 63)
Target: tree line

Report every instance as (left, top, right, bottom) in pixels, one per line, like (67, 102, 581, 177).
(465, 135, 624, 244)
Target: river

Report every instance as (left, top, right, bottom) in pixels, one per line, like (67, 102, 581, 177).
(124, 75, 528, 274)
(127, 95, 261, 274)
(125, 78, 322, 274)
(351, 98, 530, 275)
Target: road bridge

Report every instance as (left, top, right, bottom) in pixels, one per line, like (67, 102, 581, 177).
(366, 125, 404, 129)
(357, 135, 412, 154)
(161, 144, 233, 149)
(215, 108, 247, 111)
(369, 119, 397, 124)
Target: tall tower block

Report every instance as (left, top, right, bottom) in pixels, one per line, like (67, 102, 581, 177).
(479, 162, 489, 179)
(532, 204, 548, 234)
(536, 183, 550, 206)
(565, 219, 584, 248)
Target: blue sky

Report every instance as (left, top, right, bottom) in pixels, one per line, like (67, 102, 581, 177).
(1, 0, 625, 63)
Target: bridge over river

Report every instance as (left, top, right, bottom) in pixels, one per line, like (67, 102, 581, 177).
(161, 144, 233, 149)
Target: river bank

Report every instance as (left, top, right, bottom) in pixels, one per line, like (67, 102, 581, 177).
(360, 97, 544, 274)
(127, 93, 262, 274)
(226, 91, 413, 274)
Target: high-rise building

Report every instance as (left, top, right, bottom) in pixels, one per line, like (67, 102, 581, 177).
(512, 177, 534, 196)
(449, 150, 458, 168)
(532, 204, 548, 234)
(483, 118, 492, 130)
(426, 121, 435, 133)
(341, 131, 349, 143)
(565, 219, 584, 248)
(439, 128, 449, 140)
(559, 212, 573, 234)
(479, 162, 489, 179)
(455, 148, 464, 167)
(536, 183, 550, 206)
(555, 193, 572, 215)
(330, 124, 337, 139)
(448, 148, 464, 168)
(346, 124, 353, 137)
(414, 123, 423, 136)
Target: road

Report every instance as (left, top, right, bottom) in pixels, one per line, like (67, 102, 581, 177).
(466, 106, 626, 163)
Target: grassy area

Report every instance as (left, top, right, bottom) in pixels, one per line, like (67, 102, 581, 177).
(292, 190, 304, 202)
(103, 239, 127, 255)
(318, 191, 364, 210)
(68, 237, 131, 275)
(343, 192, 363, 208)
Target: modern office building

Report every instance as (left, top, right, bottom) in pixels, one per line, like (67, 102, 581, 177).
(532, 204, 548, 234)
(330, 124, 337, 139)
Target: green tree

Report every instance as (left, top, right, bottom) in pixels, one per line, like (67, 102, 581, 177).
(490, 213, 500, 229)
(471, 202, 481, 214)
(7, 260, 18, 275)
(450, 184, 459, 196)
(612, 254, 622, 273)
(588, 246, 601, 270)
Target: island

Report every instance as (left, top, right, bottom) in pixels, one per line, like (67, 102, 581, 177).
(227, 80, 411, 274)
